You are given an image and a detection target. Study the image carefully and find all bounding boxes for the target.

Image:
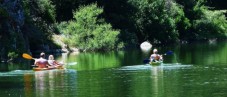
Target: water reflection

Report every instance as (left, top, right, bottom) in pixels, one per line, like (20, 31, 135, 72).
(175, 41, 227, 66)
(35, 71, 46, 97)
(24, 73, 33, 97)
(118, 64, 193, 97)
(59, 41, 227, 71)
(151, 66, 163, 97)
(0, 62, 227, 97)
(24, 70, 78, 97)
(0, 63, 8, 71)
(0, 41, 227, 97)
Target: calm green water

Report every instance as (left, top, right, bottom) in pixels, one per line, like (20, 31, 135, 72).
(0, 41, 227, 97)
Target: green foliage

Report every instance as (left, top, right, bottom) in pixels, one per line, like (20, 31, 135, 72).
(21, 0, 58, 51)
(58, 3, 120, 51)
(53, 0, 227, 47)
(170, 2, 191, 40)
(51, 0, 92, 21)
(7, 52, 18, 59)
(38, 0, 56, 23)
(128, 0, 181, 43)
(191, 0, 227, 39)
(2, 0, 226, 59)
(23, 0, 56, 23)
(0, 1, 28, 63)
(98, 0, 138, 47)
(175, 0, 227, 40)
(193, 9, 227, 39)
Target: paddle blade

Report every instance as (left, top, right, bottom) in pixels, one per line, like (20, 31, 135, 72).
(67, 62, 77, 65)
(165, 51, 173, 55)
(22, 53, 33, 60)
(143, 59, 150, 64)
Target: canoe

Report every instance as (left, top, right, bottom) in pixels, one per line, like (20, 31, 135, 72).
(149, 61, 163, 66)
(33, 66, 65, 71)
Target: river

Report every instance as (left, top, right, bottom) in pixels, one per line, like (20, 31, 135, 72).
(0, 41, 227, 97)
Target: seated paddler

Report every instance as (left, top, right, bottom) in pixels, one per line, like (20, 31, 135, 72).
(34, 52, 49, 68)
(150, 49, 163, 62)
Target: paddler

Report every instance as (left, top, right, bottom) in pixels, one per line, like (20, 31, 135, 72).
(34, 52, 49, 68)
(47, 55, 63, 68)
(150, 49, 163, 62)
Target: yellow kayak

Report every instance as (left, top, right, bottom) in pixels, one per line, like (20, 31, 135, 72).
(149, 61, 162, 66)
(33, 66, 65, 71)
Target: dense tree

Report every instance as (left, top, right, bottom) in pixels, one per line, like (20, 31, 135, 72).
(176, 0, 227, 41)
(51, 0, 227, 46)
(128, 0, 183, 43)
(51, 0, 94, 21)
(0, 0, 27, 62)
(22, 0, 58, 50)
(58, 3, 120, 51)
(97, 0, 138, 47)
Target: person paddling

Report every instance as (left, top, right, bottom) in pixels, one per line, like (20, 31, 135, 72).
(48, 55, 63, 68)
(150, 49, 163, 62)
(34, 52, 49, 68)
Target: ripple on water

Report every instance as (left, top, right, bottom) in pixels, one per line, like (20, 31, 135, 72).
(118, 65, 152, 71)
(117, 63, 193, 71)
(0, 69, 75, 77)
(0, 70, 34, 77)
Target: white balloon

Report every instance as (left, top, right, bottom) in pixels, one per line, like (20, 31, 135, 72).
(140, 41, 152, 50)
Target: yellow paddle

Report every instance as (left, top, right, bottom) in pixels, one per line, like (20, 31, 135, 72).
(22, 53, 36, 60)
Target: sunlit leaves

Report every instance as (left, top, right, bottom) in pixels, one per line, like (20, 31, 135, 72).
(128, 0, 181, 43)
(194, 9, 227, 39)
(58, 3, 120, 51)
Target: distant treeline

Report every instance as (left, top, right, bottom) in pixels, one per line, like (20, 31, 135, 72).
(54, 0, 227, 50)
(1, 0, 227, 58)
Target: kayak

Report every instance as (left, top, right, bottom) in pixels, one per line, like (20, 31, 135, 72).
(149, 61, 163, 66)
(33, 66, 65, 71)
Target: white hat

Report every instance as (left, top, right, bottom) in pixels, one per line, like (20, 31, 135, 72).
(153, 49, 158, 53)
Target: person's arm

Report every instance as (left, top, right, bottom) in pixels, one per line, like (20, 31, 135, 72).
(53, 60, 61, 66)
(47, 60, 52, 66)
(150, 54, 154, 62)
(34, 59, 38, 66)
(159, 55, 163, 61)
(46, 60, 53, 68)
(47, 60, 54, 67)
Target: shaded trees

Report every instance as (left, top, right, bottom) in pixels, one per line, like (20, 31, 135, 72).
(128, 0, 184, 43)
(22, 0, 58, 50)
(176, 0, 227, 41)
(98, 0, 138, 47)
(2, 0, 227, 56)
(0, 0, 27, 62)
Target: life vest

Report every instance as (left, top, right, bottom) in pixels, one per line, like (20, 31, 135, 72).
(35, 58, 48, 68)
(155, 55, 160, 60)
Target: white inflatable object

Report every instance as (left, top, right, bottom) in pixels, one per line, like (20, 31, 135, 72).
(140, 41, 152, 50)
